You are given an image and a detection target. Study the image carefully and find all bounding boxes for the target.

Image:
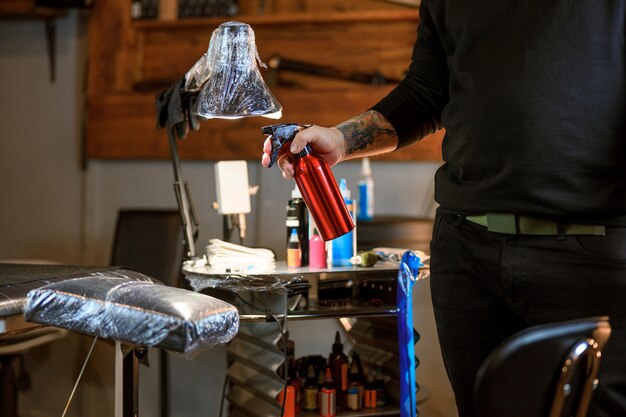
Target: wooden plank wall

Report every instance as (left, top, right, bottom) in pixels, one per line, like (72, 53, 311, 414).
(85, 0, 443, 161)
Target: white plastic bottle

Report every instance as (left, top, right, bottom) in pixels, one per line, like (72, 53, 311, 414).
(358, 158, 374, 221)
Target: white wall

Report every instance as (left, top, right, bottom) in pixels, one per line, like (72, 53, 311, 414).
(0, 12, 456, 417)
(0, 12, 85, 264)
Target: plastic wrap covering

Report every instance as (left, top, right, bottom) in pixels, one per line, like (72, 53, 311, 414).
(184, 21, 282, 119)
(185, 272, 310, 320)
(24, 276, 239, 353)
(0, 264, 152, 318)
(186, 272, 305, 295)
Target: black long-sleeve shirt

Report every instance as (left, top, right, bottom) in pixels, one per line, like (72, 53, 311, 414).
(372, 0, 626, 225)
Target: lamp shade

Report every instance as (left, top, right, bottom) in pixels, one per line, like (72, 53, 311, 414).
(185, 21, 283, 120)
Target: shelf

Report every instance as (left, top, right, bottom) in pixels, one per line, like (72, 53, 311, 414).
(0, 2, 71, 82)
(184, 261, 399, 279)
(297, 406, 400, 417)
(204, 258, 423, 417)
(239, 304, 398, 322)
(132, 9, 419, 31)
(184, 262, 407, 322)
(0, 1, 67, 19)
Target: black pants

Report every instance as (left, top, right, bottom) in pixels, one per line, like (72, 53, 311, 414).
(429, 213, 626, 417)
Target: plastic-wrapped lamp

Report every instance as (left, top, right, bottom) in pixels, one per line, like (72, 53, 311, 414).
(185, 21, 282, 119)
(157, 21, 283, 260)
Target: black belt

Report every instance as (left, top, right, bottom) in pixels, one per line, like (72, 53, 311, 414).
(465, 213, 606, 236)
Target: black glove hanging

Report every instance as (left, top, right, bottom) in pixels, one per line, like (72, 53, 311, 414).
(156, 77, 201, 140)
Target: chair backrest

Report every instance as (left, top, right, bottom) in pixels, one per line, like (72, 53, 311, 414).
(110, 209, 184, 287)
(474, 316, 611, 417)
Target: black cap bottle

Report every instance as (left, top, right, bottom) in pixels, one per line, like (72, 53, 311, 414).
(328, 331, 348, 410)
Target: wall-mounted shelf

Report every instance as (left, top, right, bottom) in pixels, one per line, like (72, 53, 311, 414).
(131, 9, 421, 29)
(0, 6, 65, 19)
(0, 1, 72, 82)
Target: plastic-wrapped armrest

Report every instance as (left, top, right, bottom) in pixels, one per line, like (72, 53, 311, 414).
(24, 276, 239, 353)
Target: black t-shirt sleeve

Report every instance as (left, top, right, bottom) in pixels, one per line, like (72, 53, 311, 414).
(371, 0, 450, 149)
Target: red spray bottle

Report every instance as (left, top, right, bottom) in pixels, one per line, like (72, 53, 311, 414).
(263, 123, 354, 241)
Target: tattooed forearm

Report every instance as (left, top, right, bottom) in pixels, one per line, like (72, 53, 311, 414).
(336, 110, 399, 159)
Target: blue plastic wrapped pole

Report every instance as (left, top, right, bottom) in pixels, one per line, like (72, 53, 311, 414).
(397, 250, 420, 417)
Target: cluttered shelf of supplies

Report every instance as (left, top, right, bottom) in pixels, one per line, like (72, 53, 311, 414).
(182, 262, 412, 321)
(182, 255, 427, 417)
(85, 0, 444, 161)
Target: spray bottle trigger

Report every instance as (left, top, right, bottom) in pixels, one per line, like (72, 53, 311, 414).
(267, 137, 289, 168)
(262, 123, 302, 168)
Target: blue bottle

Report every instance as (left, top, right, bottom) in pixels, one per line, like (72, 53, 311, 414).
(332, 179, 356, 266)
(357, 158, 374, 221)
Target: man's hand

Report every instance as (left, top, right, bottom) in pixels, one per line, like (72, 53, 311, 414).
(262, 125, 346, 179)
(261, 110, 398, 179)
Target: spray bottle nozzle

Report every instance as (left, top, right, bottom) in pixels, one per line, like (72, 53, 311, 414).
(262, 123, 309, 168)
